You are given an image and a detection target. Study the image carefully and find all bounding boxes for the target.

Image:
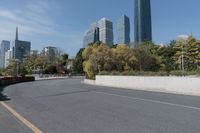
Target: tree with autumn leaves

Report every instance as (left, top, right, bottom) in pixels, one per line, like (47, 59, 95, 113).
(82, 42, 161, 79)
(82, 36, 200, 79)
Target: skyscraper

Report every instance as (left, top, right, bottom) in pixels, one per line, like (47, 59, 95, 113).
(134, 0, 152, 43)
(98, 18, 113, 47)
(5, 49, 12, 68)
(12, 27, 31, 62)
(0, 40, 10, 68)
(117, 15, 130, 45)
(83, 22, 99, 48)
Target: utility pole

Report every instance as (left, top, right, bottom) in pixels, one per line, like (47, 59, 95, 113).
(181, 42, 184, 76)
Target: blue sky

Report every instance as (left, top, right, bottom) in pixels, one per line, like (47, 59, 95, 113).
(0, 0, 200, 57)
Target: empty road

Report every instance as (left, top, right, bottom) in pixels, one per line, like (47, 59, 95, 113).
(1, 78, 200, 133)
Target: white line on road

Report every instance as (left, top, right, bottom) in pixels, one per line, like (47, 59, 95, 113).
(92, 91, 200, 111)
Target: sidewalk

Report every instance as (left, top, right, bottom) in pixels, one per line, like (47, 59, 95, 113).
(35, 76, 69, 81)
(35, 76, 85, 81)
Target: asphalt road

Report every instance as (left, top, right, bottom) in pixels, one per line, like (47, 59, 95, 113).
(1, 79, 200, 133)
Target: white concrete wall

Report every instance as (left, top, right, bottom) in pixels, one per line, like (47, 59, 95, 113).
(84, 76, 200, 96)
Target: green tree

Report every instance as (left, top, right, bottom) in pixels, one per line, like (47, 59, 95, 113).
(73, 48, 85, 74)
(133, 42, 162, 71)
(44, 65, 58, 74)
(157, 40, 176, 73)
(61, 53, 69, 66)
(4, 59, 19, 76)
(112, 44, 137, 71)
(173, 36, 200, 71)
(23, 54, 48, 74)
(185, 36, 200, 70)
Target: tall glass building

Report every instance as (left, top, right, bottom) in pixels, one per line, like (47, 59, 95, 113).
(83, 22, 99, 48)
(117, 15, 130, 45)
(98, 18, 113, 47)
(12, 27, 31, 62)
(0, 40, 10, 68)
(5, 49, 12, 68)
(134, 0, 152, 43)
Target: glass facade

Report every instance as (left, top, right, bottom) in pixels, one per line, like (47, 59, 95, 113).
(98, 18, 113, 47)
(0, 40, 10, 68)
(117, 15, 130, 45)
(13, 40, 31, 62)
(5, 49, 12, 68)
(12, 28, 31, 62)
(134, 0, 152, 43)
(83, 23, 99, 48)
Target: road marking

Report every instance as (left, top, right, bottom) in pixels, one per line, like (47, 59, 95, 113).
(0, 102, 43, 133)
(92, 91, 200, 111)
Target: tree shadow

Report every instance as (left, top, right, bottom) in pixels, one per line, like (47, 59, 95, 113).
(0, 86, 11, 101)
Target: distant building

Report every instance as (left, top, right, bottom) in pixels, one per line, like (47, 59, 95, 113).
(42, 46, 59, 64)
(98, 18, 114, 47)
(67, 59, 74, 71)
(31, 50, 39, 55)
(83, 23, 99, 48)
(12, 27, 31, 62)
(117, 15, 130, 45)
(0, 40, 10, 68)
(5, 49, 12, 68)
(134, 0, 152, 43)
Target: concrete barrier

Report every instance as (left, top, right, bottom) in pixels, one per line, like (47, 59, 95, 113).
(84, 76, 200, 96)
(0, 77, 35, 86)
(35, 76, 85, 81)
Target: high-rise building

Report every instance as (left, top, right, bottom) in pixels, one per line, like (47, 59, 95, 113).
(0, 40, 10, 68)
(98, 18, 113, 47)
(31, 50, 39, 55)
(12, 27, 31, 62)
(42, 46, 58, 64)
(134, 0, 152, 43)
(83, 23, 99, 48)
(5, 49, 12, 68)
(117, 15, 130, 45)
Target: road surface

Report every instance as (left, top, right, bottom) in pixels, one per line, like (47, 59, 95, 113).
(1, 79, 200, 133)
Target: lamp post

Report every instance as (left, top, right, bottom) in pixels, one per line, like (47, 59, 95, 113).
(14, 59, 20, 76)
(181, 43, 184, 76)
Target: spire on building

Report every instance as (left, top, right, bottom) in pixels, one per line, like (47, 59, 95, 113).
(16, 27, 18, 41)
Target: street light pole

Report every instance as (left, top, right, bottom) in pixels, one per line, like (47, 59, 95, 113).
(181, 42, 184, 76)
(14, 59, 20, 76)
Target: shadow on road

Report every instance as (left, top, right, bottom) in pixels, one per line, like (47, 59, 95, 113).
(0, 86, 11, 101)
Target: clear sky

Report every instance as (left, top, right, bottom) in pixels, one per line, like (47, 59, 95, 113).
(0, 0, 200, 57)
